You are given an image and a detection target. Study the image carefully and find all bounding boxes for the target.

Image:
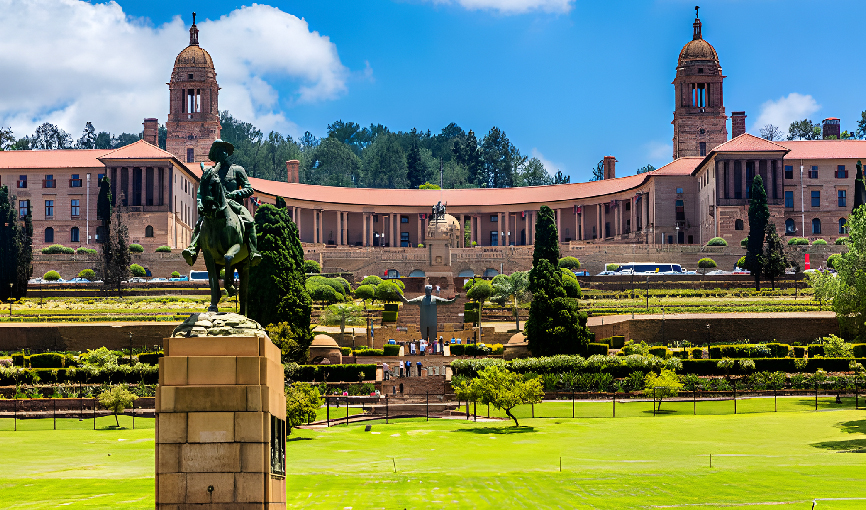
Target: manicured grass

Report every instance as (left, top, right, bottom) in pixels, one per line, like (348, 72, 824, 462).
(3, 410, 866, 508)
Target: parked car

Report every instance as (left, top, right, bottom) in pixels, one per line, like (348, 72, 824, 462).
(150, 277, 169, 282)
(596, 270, 617, 276)
(66, 277, 91, 284)
(129, 277, 148, 283)
(705, 270, 732, 275)
(169, 275, 189, 281)
(572, 270, 591, 277)
(27, 278, 44, 284)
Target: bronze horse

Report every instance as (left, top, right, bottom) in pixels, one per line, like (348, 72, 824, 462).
(198, 166, 250, 313)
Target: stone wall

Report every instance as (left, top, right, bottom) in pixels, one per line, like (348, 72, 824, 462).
(0, 323, 175, 352)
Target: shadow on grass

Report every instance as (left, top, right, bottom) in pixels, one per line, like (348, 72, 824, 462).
(641, 409, 678, 415)
(811, 439, 866, 452)
(837, 419, 866, 434)
(452, 426, 536, 435)
(287, 437, 314, 442)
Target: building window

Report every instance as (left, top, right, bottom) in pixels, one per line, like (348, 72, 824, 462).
(43, 174, 55, 188)
(691, 83, 707, 107)
(699, 142, 706, 156)
(838, 190, 847, 208)
(400, 232, 409, 247)
(45, 200, 54, 217)
(785, 218, 795, 235)
(784, 165, 793, 179)
(676, 188, 684, 194)
(785, 190, 794, 208)
(71, 199, 80, 217)
(734, 219, 744, 230)
(186, 148, 194, 163)
(70, 174, 82, 187)
(18, 200, 29, 218)
(45, 227, 54, 243)
(490, 215, 498, 222)
(70, 227, 79, 243)
(400, 216, 409, 224)
(839, 218, 848, 234)
(809, 166, 818, 179)
(96, 225, 105, 243)
(17, 175, 27, 188)
(675, 200, 685, 221)
(836, 165, 848, 179)
(811, 190, 820, 208)
(812, 218, 822, 234)
(145, 225, 154, 237)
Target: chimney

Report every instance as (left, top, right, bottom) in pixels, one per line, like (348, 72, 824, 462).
(286, 160, 300, 183)
(603, 156, 617, 180)
(822, 118, 841, 139)
(731, 111, 746, 139)
(142, 118, 159, 146)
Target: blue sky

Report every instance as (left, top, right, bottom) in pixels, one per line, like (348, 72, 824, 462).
(2, 0, 865, 182)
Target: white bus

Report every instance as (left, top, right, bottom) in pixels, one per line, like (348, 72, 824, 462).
(611, 262, 686, 275)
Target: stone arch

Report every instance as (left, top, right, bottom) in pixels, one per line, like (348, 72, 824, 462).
(45, 227, 54, 243)
(145, 225, 154, 237)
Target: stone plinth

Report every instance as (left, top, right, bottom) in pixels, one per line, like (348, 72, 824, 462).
(156, 333, 286, 509)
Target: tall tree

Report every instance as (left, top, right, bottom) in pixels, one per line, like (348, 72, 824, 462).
(636, 164, 656, 174)
(15, 200, 32, 297)
(247, 204, 313, 362)
(405, 128, 430, 188)
(0, 185, 20, 301)
(110, 132, 141, 148)
(0, 127, 14, 150)
(532, 205, 560, 267)
(762, 223, 787, 290)
(857, 111, 866, 140)
(787, 119, 820, 140)
(590, 159, 604, 181)
(853, 160, 866, 211)
(361, 132, 408, 188)
(480, 127, 515, 188)
(306, 137, 360, 187)
(31, 122, 72, 149)
(759, 124, 784, 141)
(514, 157, 553, 187)
(76, 122, 97, 149)
(553, 170, 570, 184)
(745, 175, 769, 290)
(99, 205, 131, 297)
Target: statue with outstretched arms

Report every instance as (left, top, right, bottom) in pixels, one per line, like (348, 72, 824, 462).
(402, 284, 457, 342)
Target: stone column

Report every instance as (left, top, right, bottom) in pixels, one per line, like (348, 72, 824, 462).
(615, 201, 621, 237)
(500, 213, 506, 246)
(417, 214, 422, 247)
(336, 211, 342, 246)
(528, 211, 534, 245)
(459, 214, 465, 248)
(505, 213, 510, 246)
(555, 208, 562, 242)
(579, 207, 585, 240)
(630, 198, 636, 236)
(362, 213, 368, 247)
(296, 207, 303, 243)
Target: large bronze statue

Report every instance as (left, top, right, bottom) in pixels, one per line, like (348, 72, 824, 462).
(403, 284, 456, 342)
(183, 140, 261, 313)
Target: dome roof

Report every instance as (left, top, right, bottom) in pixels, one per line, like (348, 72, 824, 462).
(678, 38, 718, 65)
(311, 334, 338, 347)
(508, 333, 527, 345)
(174, 44, 214, 69)
(428, 213, 460, 236)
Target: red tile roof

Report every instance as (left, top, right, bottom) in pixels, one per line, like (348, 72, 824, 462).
(98, 140, 178, 160)
(776, 140, 866, 160)
(247, 157, 704, 208)
(0, 149, 108, 169)
(711, 133, 789, 153)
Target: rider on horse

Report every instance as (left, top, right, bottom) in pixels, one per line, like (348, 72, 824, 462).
(182, 139, 262, 267)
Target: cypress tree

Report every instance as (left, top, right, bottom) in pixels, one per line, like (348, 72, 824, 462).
(762, 223, 787, 290)
(745, 175, 769, 290)
(853, 160, 866, 212)
(0, 185, 20, 301)
(248, 204, 312, 362)
(15, 201, 32, 297)
(525, 205, 591, 356)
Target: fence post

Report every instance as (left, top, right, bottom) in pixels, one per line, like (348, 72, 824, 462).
(132, 402, 135, 430)
(815, 383, 818, 411)
(856, 379, 859, 410)
(733, 380, 737, 415)
(612, 392, 616, 418)
(346, 397, 349, 427)
(385, 395, 389, 425)
(13, 396, 17, 432)
(93, 398, 96, 430)
(326, 396, 329, 427)
(652, 388, 656, 416)
(531, 402, 534, 419)
(473, 401, 476, 422)
(774, 388, 777, 412)
(572, 389, 575, 419)
(426, 391, 429, 422)
(693, 389, 696, 415)
(487, 403, 490, 419)
(53, 398, 56, 430)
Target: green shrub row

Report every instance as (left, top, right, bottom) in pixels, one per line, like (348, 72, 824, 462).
(137, 352, 163, 365)
(381, 311, 398, 322)
(353, 348, 384, 356)
(339, 347, 352, 356)
(596, 336, 625, 349)
(587, 343, 609, 356)
(0, 365, 159, 385)
(12, 353, 77, 368)
(681, 357, 860, 376)
(284, 364, 377, 382)
(383, 345, 401, 356)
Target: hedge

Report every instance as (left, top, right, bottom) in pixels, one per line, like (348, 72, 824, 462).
(288, 364, 377, 382)
(138, 352, 163, 365)
(450, 344, 465, 356)
(381, 311, 398, 322)
(129, 244, 144, 253)
(648, 346, 669, 359)
(706, 237, 727, 247)
(807, 344, 824, 357)
(680, 358, 864, 376)
(42, 244, 74, 254)
(339, 347, 352, 356)
(793, 346, 806, 358)
(610, 336, 625, 349)
(709, 344, 777, 359)
(383, 345, 401, 356)
(0, 366, 159, 386)
(587, 343, 609, 356)
(12, 353, 26, 366)
(689, 347, 703, 359)
(28, 353, 72, 368)
(853, 344, 866, 358)
(353, 348, 384, 356)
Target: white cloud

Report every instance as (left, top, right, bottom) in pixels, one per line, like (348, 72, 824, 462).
(0, 1, 348, 140)
(752, 93, 820, 133)
(428, 0, 573, 14)
(530, 148, 561, 175)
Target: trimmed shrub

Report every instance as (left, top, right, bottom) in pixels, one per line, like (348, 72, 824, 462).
(450, 344, 466, 356)
(827, 254, 841, 270)
(811, 239, 827, 245)
(489, 343, 504, 355)
(171, 271, 181, 278)
(807, 344, 824, 357)
(680, 359, 718, 376)
(288, 364, 377, 382)
(697, 258, 717, 270)
(43, 270, 61, 281)
(12, 353, 26, 366)
(129, 244, 144, 253)
(303, 260, 322, 274)
(384, 303, 398, 312)
(360, 275, 384, 287)
(339, 347, 352, 356)
(740, 237, 748, 248)
(766, 343, 791, 358)
(353, 348, 384, 356)
(557, 256, 581, 270)
(788, 237, 809, 246)
(793, 346, 806, 358)
(28, 353, 68, 368)
(383, 345, 401, 356)
(129, 264, 146, 277)
(610, 336, 625, 349)
(736, 256, 746, 269)
(155, 245, 171, 253)
(853, 344, 866, 358)
(835, 236, 848, 245)
(77, 269, 96, 280)
(586, 343, 609, 356)
(689, 347, 703, 359)
(605, 263, 619, 272)
(465, 344, 492, 356)
(706, 237, 727, 246)
(709, 344, 772, 359)
(463, 301, 479, 324)
(42, 244, 74, 254)
(648, 346, 669, 359)
(137, 352, 163, 365)
(381, 311, 398, 322)
(75, 247, 97, 255)
(595, 337, 612, 347)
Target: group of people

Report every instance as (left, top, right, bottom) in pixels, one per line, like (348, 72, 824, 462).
(382, 360, 426, 379)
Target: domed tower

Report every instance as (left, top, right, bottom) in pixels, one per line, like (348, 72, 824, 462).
(672, 7, 727, 159)
(166, 13, 221, 164)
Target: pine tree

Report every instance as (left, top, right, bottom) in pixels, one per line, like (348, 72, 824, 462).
(745, 175, 769, 290)
(76, 122, 97, 149)
(0, 185, 20, 301)
(15, 200, 32, 297)
(525, 205, 591, 356)
(405, 129, 428, 189)
(100, 206, 130, 297)
(248, 204, 313, 362)
(853, 160, 866, 212)
(762, 222, 787, 290)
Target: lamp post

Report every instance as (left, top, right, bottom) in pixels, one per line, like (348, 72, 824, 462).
(676, 224, 680, 245)
(8, 283, 12, 318)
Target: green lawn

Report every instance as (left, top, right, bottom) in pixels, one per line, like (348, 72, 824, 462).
(2, 409, 866, 509)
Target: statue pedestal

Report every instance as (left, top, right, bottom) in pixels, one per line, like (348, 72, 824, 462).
(155, 336, 286, 509)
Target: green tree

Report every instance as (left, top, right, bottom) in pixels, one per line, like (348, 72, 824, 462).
(745, 175, 769, 290)
(854, 161, 866, 211)
(560, 268, 582, 298)
(590, 159, 604, 181)
(304, 260, 321, 274)
(762, 223, 787, 290)
(636, 164, 656, 174)
(466, 279, 494, 327)
(321, 303, 365, 345)
(15, 199, 32, 296)
(97, 384, 136, 428)
(0, 126, 14, 150)
(643, 369, 682, 412)
(100, 206, 131, 296)
(553, 170, 570, 184)
(374, 280, 403, 303)
(405, 128, 430, 189)
(306, 136, 360, 187)
(454, 366, 543, 427)
(787, 119, 820, 140)
(557, 256, 581, 270)
(31, 122, 73, 149)
(492, 272, 530, 331)
(362, 132, 408, 188)
(479, 127, 516, 188)
(697, 258, 717, 274)
(248, 204, 313, 361)
(129, 264, 146, 277)
(354, 284, 376, 309)
(285, 383, 323, 434)
(0, 185, 21, 300)
(97, 176, 111, 230)
(857, 111, 866, 140)
(307, 280, 343, 306)
(453, 129, 483, 187)
(75, 122, 97, 149)
(532, 206, 560, 268)
(759, 124, 784, 141)
(514, 157, 553, 187)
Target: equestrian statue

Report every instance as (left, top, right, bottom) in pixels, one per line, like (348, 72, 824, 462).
(182, 139, 261, 314)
